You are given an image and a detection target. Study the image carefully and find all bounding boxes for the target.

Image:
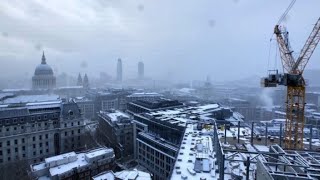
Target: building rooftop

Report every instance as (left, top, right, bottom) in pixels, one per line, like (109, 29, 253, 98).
(127, 92, 162, 98)
(170, 123, 217, 179)
(0, 94, 60, 104)
(140, 103, 235, 128)
(99, 110, 131, 123)
(31, 147, 115, 179)
(93, 169, 152, 180)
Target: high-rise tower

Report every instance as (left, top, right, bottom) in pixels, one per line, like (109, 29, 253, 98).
(117, 58, 122, 82)
(138, 61, 144, 79)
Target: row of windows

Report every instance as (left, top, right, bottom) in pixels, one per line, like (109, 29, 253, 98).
(64, 129, 82, 136)
(0, 113, 59, 126)
(0, 121, 58, 134)
(0, 146, 50, 156)
(0, 134, 50, 147)
(64, 121, 81, 128)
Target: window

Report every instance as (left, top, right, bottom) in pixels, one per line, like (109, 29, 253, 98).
(0, 142, 1, 147)
(0, 120, 2, 126)
(14, 140, 17, 144)
(5, 119, 9, 125)
(64, 123, 67, 127)
(46, 142, 48, 146)
(14, 127, 17, 130)
(78, 129, 81, 134)
(6, 128, 9, 132)
(65, 132, 67, 136)
(21, 126, 24, 129)
(71, 122, 74, 126)
(0, 151, 2, 155)
(45, 134, 48, 139)
(7, 149, 10, 154)
(23, 154, 25, 158)
(39, 135, 42, 140)
(33, 152, 36, 156)
(44, 115, 47, 119)
(71, 130, 74, 135)
(22, 146, 25, 151)
(39, 143, 42, 147)
(45, 122, 47, 126)
(13, 118, 17, 123)
(37, 116, 41, 120)
(33, 144, 36, 148)
(15, 148, 18, 152)
(33, 137, 35, 141)
(31, 116, 35, 121)
(78, 121, 80, 125)
(8, 157, 10, 161)
(40, 150, 42, 154)
(22, 138, 25, 143)
(38, 123, 41, 127)
(7, 141, 10, 146)
(20, 118, 24, 123)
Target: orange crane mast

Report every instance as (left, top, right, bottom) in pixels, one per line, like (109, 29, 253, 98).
(262, 17, 320, 149)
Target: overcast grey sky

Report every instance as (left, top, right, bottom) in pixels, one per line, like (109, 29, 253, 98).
(0, 0, 319, 82)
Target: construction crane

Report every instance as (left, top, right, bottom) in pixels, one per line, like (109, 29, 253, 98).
(262, 17, 320, 149)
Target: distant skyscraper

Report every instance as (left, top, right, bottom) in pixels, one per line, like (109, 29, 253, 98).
(83, 73, 89, 89)
(138, 61, 144, 79)
(117, 58, 122, 82)
(77, 73, 83, 86)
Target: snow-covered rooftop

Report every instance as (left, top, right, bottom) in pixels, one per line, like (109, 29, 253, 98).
(31, 148, 115, 178)
(1, 94, 60, 104)
(170, 124, 217, 179)
(127, 92, 162, 98)
(93, 169, 152, 180)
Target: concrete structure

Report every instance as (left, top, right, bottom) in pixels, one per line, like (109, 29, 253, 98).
(0, 95, 86, 165)
(54, 86, 85, 98)
(30, 147, 115, 180)
(97, 110, 134, 159)
(117, 58, 122, 82)
(126, 92, 163, 103)
(92, 169, 152, 180)
(170, 123, 218, 179)
(130, 100, 243, 180)
(74, 97, 95, 120)
(32, 52, 56, 90)
(127, 98, 184, 115)
(138, 61, 144, 80)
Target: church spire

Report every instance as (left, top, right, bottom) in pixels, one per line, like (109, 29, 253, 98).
(41, 51, 46, 64)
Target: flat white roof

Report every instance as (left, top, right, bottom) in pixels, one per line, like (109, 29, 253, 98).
(127, 92, 162, 97)
(93, 171, 115, 180)
(171, 124, 217, 179)
(115, 169, 151, 180)
(85, 148, 113, 159)
(1, 94, 60, 104)
(45, 152, 76, 164)
(106, 111, 130, 122)
(33, 148, 114, 178)
(49, 153, 87, 176)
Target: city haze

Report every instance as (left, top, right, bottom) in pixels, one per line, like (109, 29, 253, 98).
(0, 0, 319, 87)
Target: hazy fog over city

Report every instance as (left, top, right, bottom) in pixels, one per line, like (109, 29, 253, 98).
(1, 1, 320, 180)
(1, 0, 319, 89)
